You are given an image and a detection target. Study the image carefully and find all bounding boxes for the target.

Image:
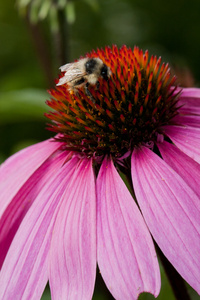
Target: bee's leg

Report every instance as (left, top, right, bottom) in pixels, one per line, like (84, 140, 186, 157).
(85, 83, 96, 103)
(74, 78, 86, 87)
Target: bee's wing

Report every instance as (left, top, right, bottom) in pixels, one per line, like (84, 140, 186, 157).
(57, 62, 86, 86)
(59, 62, 73, 72)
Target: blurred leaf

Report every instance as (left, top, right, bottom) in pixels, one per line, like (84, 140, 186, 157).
(17, 0, 32, 7)
(65, 1, 76, 24)
(30, 0, 42, 23)
(0, 88, 47, 124)
(16, 0, 31, 15)
(38, 0, 52, 20)
(11, 139, 42, 154)
(83, 0, 99, 12)
(49, 5, 59, 32)
(58, 0, 68, 8)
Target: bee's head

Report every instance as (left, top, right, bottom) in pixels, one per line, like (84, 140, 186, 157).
(100, 64, 111, 80)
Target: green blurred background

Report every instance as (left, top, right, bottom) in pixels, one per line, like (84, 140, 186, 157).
(0, 0, 200, 299)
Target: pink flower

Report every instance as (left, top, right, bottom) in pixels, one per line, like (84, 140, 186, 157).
(0, 45, 200, 300)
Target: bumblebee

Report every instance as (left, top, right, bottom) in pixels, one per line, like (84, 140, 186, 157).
(57, 57, 111, 93)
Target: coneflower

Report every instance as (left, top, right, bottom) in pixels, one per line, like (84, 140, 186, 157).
(0, 45, 200, 300)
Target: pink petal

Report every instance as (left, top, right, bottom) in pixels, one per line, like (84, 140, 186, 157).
(0, 138, 63, 217)
(173, 114, 200, 127)
(179, 88, 200, 101)
(0, 156, 79, 300)
(158, 141, 200, 198)
(96, 157, 160, 300)
(49, 158, 96, 300)
(0, 151, 67, 268)
(178, 88, 200, 115)
(131, 146, 200, 294)
(163, 125, 200, 164)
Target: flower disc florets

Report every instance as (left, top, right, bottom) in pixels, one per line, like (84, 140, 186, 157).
(46, 45, 179, 159)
